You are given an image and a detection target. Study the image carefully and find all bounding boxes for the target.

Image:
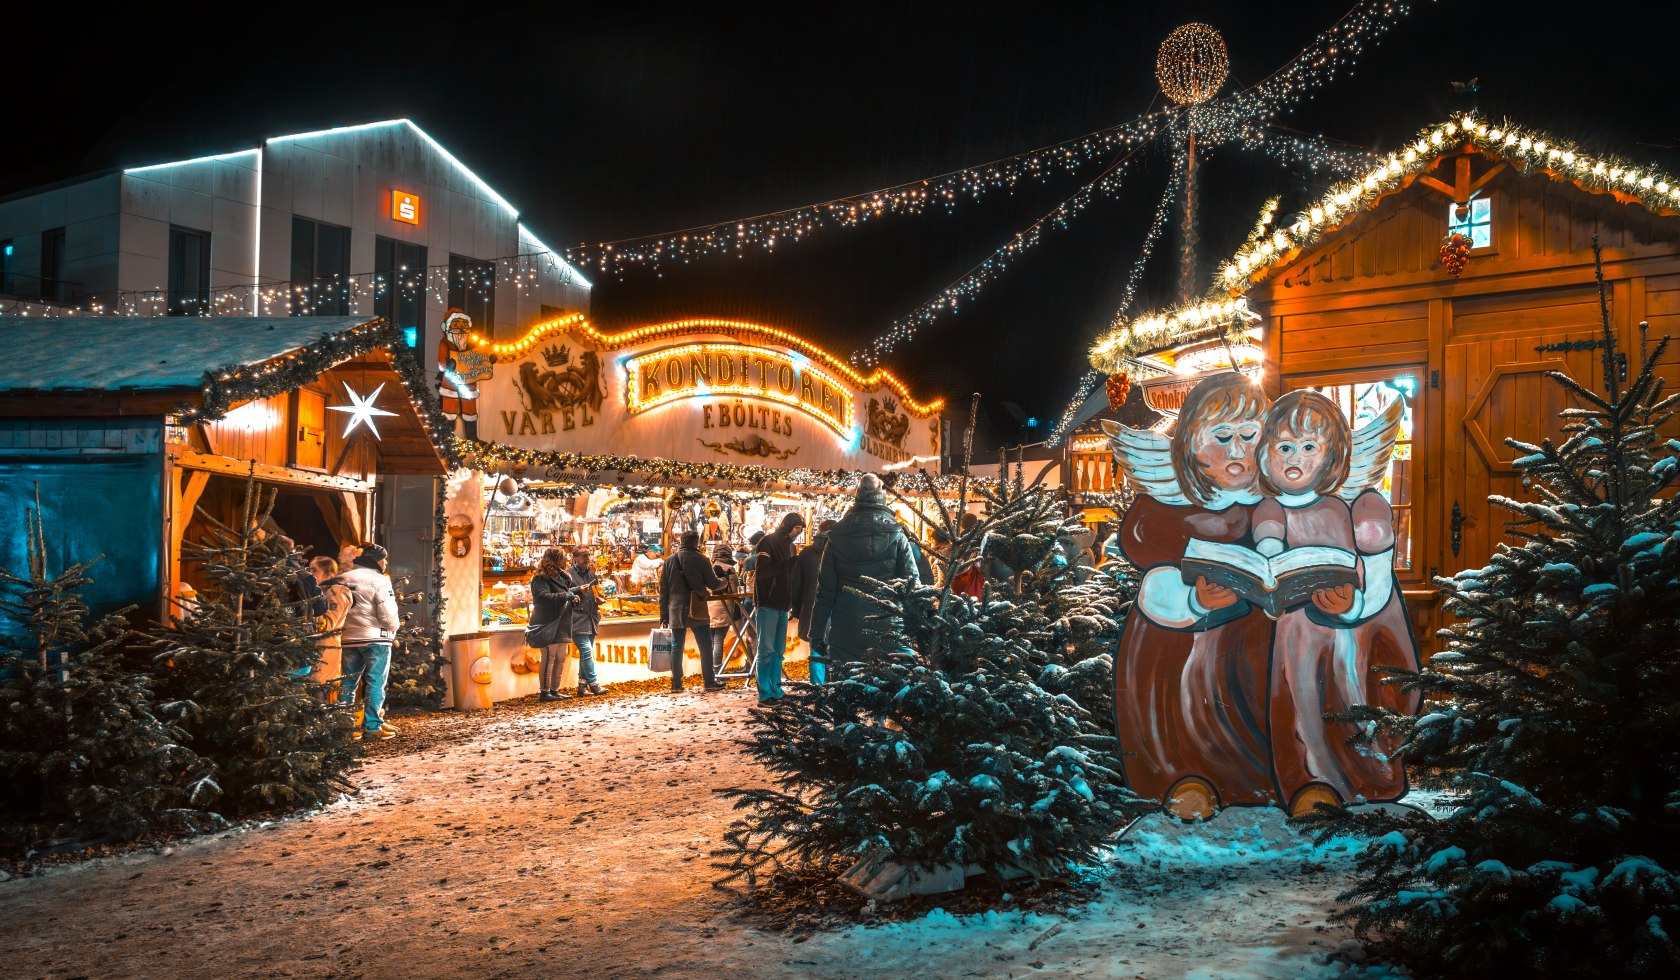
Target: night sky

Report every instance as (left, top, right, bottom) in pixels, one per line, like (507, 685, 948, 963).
(11, 1, 1677, 445)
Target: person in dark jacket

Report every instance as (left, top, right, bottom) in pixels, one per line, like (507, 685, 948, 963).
(810, 475, 920, 678)
(529, 547, 578, 702)
(789, 518, 834, 683)
(659, 531, 725, 692)
(904, 522, 934, 586)
(566, 546, 606, 696)
(751, 511, 805, 703)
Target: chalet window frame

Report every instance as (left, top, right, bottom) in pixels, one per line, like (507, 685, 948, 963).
(1447, 197, 1495, 253)
(1282, 364, 1426, 587)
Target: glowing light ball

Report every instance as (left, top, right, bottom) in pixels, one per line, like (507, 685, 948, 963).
(1156, 23, 1229, 105)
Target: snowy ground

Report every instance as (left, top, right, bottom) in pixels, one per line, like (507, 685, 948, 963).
(0, 687, 1406, 979)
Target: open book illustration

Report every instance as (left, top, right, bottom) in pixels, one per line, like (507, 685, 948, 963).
(1180, 538, 1359, 619)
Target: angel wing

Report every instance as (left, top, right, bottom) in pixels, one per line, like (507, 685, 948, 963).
(1101, 420, 1190, 506)
(1337, 394, 1405, 502)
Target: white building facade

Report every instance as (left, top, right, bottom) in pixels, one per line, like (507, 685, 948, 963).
(0, 118, 590, 357)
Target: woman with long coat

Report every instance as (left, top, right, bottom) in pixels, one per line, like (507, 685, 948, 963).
(529, 547, 577, 702)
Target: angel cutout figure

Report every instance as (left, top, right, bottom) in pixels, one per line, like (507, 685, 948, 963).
(1250, 389, 1422, 817)
(1103, 373, 1277, 820)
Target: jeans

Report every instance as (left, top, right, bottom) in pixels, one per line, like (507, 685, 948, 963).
(670, 622, 716, 690)
(540, 642, 569, 693)
(342, 642, 392, 733)
(572, 633, 599, 686)
(754, 607, 788, 700)
(808, 642, 828, 685)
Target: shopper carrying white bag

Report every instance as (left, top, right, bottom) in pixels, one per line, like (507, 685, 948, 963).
(648, 627, 676, 674)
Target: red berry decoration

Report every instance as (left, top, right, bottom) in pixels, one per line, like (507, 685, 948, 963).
(1106, 372, 1132, 411)
(1440, 231, 1472, 278)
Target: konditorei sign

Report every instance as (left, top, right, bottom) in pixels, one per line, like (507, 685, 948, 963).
(471, 315, 942, 471)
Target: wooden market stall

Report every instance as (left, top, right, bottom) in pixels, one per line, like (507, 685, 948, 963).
(0, 317, 447, 625)
(1088, 114, 1680, 654)
(439, 314, 952, 706)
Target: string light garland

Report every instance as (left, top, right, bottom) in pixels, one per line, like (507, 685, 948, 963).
(559, 2, 1423, 281)
(0, 250, 583, 320)
(1156, 23, 1230, 105)
(851, 138, 1162, 367)
(1046, 147, 1187, 444)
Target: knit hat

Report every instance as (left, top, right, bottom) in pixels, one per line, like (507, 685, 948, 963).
(854, 473, 887, 507)
(354, 544, 388, 569)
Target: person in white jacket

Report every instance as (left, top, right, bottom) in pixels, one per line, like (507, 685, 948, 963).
(340, 544, 401, 740)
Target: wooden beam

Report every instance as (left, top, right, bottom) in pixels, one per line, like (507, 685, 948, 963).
(1467, 162, 1508, 198)
(339, 490, 366, 544)
(166, 443, 374, 492)
(328, 426, 365, 477)
(168, 467, 211, 620)
(1414, 175, 1456, 200)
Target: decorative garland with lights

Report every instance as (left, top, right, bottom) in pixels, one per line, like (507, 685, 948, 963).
(1222, 113, 1680, 291)
(455, 438, 990, 497)
(1, 250, 583, 320)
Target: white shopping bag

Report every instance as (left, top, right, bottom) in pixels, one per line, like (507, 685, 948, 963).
(648, 628, 675, 673)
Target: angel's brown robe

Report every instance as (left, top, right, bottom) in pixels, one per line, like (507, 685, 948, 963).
(1112, 494, 1278, 808)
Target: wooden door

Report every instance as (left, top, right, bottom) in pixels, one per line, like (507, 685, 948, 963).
(294, 388, 327, 470)
(1441, 329, 1605, 578)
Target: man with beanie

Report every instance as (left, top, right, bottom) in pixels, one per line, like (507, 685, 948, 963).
(751, 511, 805, 703)
(790, 518, 835, 683)
(810, 475, 920, 679)
(340, 544, 400, 740)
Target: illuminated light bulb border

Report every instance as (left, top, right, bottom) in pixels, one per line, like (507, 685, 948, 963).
(620, 342, 855, 437)
(495, 313, 945, 417)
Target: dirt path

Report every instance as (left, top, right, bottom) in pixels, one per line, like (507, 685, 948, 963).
(0, 689, 1384, 979)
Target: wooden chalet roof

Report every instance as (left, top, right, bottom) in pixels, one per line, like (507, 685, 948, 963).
(0, 317, 376, 392)
(1090, 112, 1680, 373)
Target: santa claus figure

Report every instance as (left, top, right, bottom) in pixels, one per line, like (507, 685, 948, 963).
(438, 309, 494, 440)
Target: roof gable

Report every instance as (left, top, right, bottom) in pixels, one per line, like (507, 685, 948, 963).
(1089, 113, 1680, 374)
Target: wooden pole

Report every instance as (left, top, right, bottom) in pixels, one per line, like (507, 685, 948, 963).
(1180, 129, 1199, 306)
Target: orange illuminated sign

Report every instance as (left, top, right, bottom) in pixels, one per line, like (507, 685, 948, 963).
(391, 190, 421, 225)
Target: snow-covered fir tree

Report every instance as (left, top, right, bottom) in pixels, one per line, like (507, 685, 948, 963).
(717, 478, 1145, 890)
(0, 501, 212, 850)
(151, 476, 358, 819)
(1328, 249, 1680, 976)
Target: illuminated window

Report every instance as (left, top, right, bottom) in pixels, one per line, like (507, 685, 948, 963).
(1448, 198, 1491, 249)
(1299, 375, 1417, 574)
(0, 240, 12, 294)
(291, 217, 351, 316)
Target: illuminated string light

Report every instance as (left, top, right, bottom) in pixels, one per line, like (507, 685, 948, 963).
(562, 2, 1420, 279)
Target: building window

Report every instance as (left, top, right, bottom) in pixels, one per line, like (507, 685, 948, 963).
(0, 240, 13, 295)
(1295, 374, 1418, 574)
(375, 236, 427, 335)
(1447, 198, 1492, 249)
(448, 254, 496, 338)
(40, 227, 66, 303)
(290, 216, 351, 316)
(167, 226, 211, 316)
